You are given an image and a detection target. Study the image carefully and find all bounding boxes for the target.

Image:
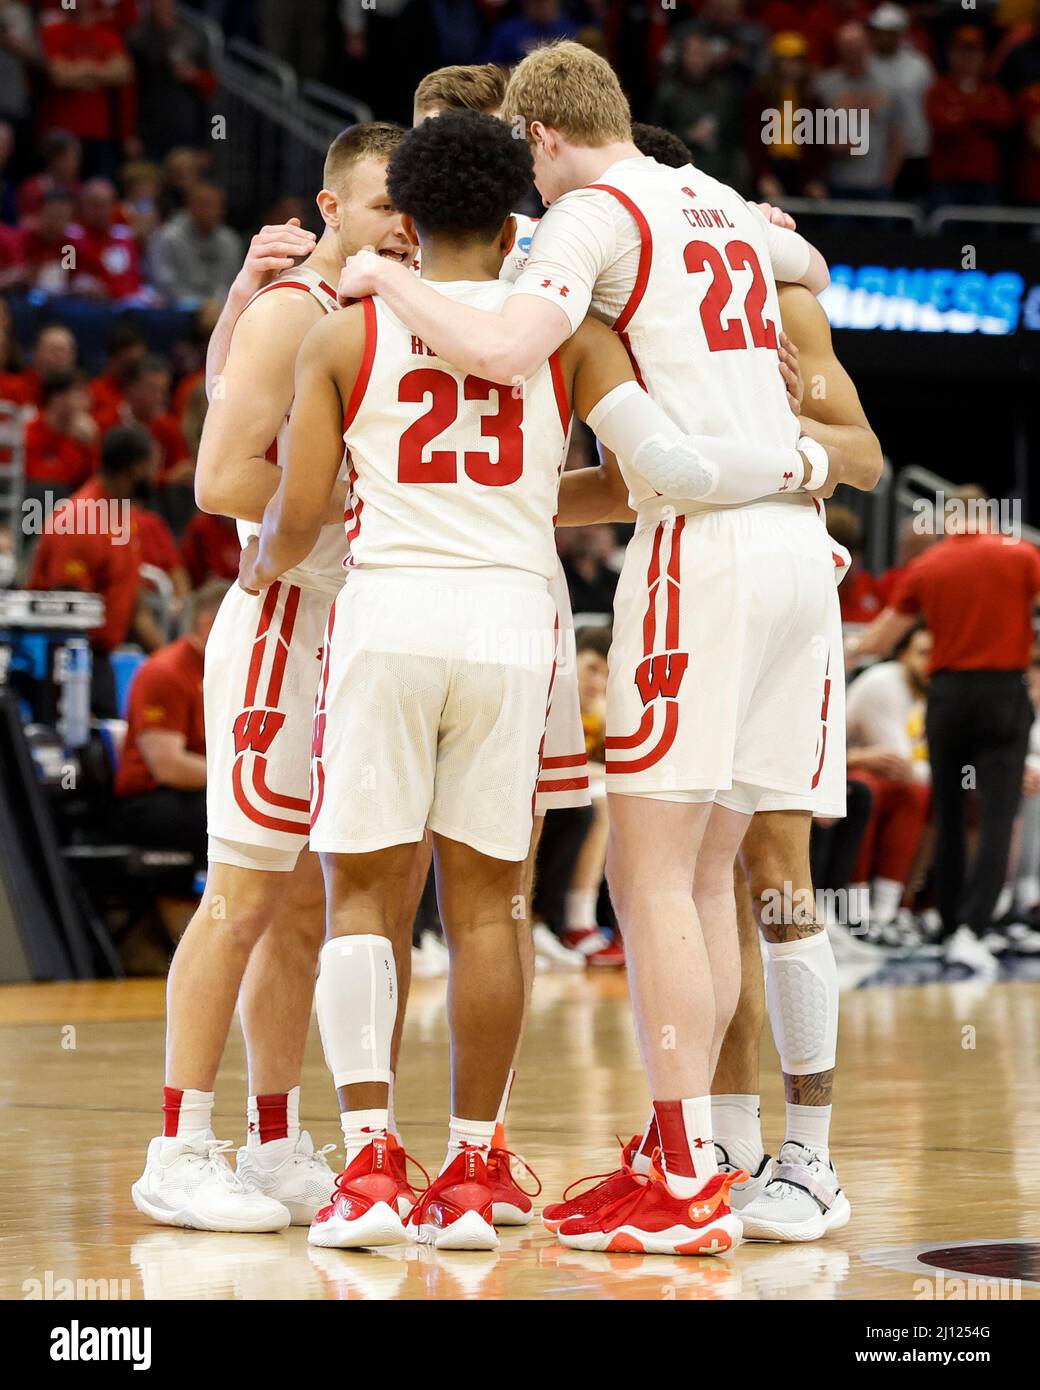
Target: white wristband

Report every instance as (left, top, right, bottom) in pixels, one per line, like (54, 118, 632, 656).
(798, 435, 830, 492)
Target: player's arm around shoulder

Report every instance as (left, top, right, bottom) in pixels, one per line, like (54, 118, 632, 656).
(779, 283, 884, 494)
(241, 305, 367, 594)
(554, 318, 635, 525)
(195, 286, 324, 519)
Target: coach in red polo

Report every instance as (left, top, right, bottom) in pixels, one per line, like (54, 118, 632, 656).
(849, 487, 1040, 973)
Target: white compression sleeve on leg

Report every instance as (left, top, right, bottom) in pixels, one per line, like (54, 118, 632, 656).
(765, 931, 838, 1075)
(315, 935, 397, 1089)
(585, 382, 804, 505)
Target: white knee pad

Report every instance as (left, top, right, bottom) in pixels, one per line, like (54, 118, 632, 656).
(765, 931, 838, 1076)
(314, 935, 397, 1089)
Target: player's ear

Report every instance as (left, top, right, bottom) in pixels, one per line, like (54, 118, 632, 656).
(499, 215, 516, 255)
(529, 121, 552, 155)
(316, 188, 339, 229)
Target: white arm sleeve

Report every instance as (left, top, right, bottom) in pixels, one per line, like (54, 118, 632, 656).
(748, 204, 813, 285)
(509, 189, 618, 334)
(585, 382, 805, 507)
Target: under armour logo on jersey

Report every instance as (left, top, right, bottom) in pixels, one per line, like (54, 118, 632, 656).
(233, 708, 286, 755)
(682, 186, 697, 199)
(635, 652, 689, 705)
(540, 278, 570, 297)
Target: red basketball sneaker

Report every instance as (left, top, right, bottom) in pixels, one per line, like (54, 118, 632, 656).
(556, 1155, 745, 1256)
(486, 1145, 542, 1225)
(386, 1134, 429, 1220)
(407, 1145, 499, 1250)
(542, 1135, 642, 1233)
(307, 1137, 410, 1248)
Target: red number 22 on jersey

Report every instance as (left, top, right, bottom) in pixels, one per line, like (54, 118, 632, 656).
(684, 239, 779, 353)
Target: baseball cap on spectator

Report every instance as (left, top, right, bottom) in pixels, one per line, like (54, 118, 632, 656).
(770, 32, 809, 59)
(868, 4, 909, 32)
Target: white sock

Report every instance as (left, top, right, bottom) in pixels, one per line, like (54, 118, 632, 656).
(872, 877, 903, 927)
(442, 1116, 496, 1174)
(494, 1069, 515, 1131)
(245, 1085, 300, 1153)
(1017, 874, 1040, 911)
(161, 1086, 213, 1150)
(565, 889, 599, 931)
(786, 1102, 832, 1160)
(341, 1107, 388, 1167)
(632, 1112, 657, 1175)
(711, 1093, 764, 1174)
(992, 884, 1014, 921)
(654, 1096, 717, 1196)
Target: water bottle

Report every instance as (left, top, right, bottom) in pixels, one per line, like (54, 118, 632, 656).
(59, 638, 92, 750)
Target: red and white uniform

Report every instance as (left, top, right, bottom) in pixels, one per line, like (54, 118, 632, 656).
(513, 157, 839, 809)
(311, 279, 570, 861)
(205, 265, 345, 871)
(418, 213, 589, 811)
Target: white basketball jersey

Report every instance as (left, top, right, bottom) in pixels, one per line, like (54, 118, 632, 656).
(585, 162, 804, 514)
(341, 279, 570, 580)
(236, 264, 348, 593)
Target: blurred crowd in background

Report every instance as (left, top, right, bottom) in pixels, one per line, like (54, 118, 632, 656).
(1, 0, 1039, 979)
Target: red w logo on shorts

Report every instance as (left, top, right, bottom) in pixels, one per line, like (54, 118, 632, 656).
(233, 708, 286, 755)
(635, 652, 689, 705)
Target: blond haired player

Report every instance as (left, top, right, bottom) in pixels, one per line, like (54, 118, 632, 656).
(549, 126, 883, 1244)
(242, 110, 831, 1254)
(131, 124, 426, 1234)
(336, 44, 855, 1254)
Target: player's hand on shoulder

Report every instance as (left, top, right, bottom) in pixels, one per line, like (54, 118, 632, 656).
(238, 536, 264, 595)
(234, 218, 317, 298)
(750, 200, 797, 231)
(778, 331, 803, 417)
(337, 248, 387, 304)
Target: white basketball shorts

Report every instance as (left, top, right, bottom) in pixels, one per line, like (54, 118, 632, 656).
(310, 567, 557, 862)
(605, 497, 835, 811)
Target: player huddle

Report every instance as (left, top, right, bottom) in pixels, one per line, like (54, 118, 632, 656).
(132, 44, 882, 1256)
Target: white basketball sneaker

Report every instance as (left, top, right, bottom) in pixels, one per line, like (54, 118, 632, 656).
(532, 922, 587, 972)
(739, 1140, 851, 1242)
(131, 1136, 291, 1233)
(715, 1144, 772, 1210)
(236, 1132, 337, 1225)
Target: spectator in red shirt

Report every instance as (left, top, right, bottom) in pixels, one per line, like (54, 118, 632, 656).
(27, 424, 152, 715)
(17, 129, 82, 224)
(0, 218, 27, 293)
(19, 321, 78, 407)
(23, 369, 98, 496)
(73, 177, 143, 300)
(179, 510, 240, 587)
(850, 486, 1040, 970)
(96, 353, 191, 485)
(40, 0, 135, 178)
(88, 318, 146, 419)
(114, 579, 228, 862)
(927, 27, 1014, 207)
(19, 189, 80, 295)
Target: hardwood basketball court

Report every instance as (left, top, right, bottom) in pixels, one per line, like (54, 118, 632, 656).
(2, 968, 1038, 1301)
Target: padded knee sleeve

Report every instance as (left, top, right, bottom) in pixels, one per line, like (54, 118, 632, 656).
(314, 935, 397, 1089)
(765, 930, 838, 1075)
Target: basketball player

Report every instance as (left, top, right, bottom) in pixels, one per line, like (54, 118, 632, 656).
(406, 64, 819, 1226)
(241, 110, 830, 1254)
(550, 126, 882, 1243)
(131, 124, 424, 1234)
(336, 44, 847, 1254)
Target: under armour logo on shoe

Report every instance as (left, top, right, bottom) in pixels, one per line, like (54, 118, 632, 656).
(690, 1202, 711, 1220)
